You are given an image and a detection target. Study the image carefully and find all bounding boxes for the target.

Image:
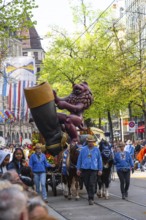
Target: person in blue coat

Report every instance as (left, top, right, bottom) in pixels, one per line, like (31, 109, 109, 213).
(114, 142, 134, 199)
(29, 144, 54, 203)
(124, 140, 135, 160)
(77, 135, 103, 205)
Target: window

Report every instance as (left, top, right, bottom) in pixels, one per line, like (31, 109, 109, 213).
(34, 52, 38, 60)
(0, 131, 3, 136)
(16, 133, 19, 143)
(120, 7, 124, 18)
(20, 132, 23, 138)
(12, 133, 15, 142)
(37, 67, 40, 72)
(23, 52, 28, 56)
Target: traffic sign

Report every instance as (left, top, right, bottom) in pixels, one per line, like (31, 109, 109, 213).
(129, 121, 135, 128)
(128, 121, 135, 132)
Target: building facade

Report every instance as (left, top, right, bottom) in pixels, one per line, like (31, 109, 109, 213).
(0, 24, 43, 146)
(21, 26, 45, 73)
(125, 0, 146, 48)
(112, 0, 125, 21)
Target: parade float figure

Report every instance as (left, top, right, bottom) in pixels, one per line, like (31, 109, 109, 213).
(24, 82, 93, 156)
(54, 82, 93, 145)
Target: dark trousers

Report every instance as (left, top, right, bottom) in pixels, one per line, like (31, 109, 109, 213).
(117, 170, 130, 194)
(141, 156, 146, 165)
(82, 169, 97, 200)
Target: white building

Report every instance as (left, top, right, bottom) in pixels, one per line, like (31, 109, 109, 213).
(125, 0, 146, 48)
(112, 0, 126, 21)
(21, 25, 45, 74)
(0, 23, 44, 145)
(111, 0, 126, 42)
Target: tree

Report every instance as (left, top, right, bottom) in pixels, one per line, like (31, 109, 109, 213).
(38, 2, 127, 138)
(39, 0, 146, 141)
(0, 0, 37, 69)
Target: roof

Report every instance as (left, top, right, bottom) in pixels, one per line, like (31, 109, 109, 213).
(29, 27, 43, 49)
(20, 18, 43, 50)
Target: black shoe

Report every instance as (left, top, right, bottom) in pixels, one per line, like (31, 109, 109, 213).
(89, 200, 94, 205)
(122, 194, 125, 199)
(125, 192, 128, 197)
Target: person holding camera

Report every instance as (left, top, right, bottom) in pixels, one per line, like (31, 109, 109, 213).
(114, 142, 134, 200)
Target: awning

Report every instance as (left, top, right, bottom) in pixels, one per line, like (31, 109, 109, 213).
(136, 125, 145, 133)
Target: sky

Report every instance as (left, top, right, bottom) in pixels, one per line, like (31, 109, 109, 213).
(33, 0, 114, 50)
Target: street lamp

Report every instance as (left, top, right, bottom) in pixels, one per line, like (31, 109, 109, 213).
(120, 110, 124, 142)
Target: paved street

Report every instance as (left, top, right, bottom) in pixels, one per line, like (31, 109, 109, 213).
(47, 171, 146, 220)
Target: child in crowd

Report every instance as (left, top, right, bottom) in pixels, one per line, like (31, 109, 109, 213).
(0, 151, 10, 176)
(7, 148, 25, 174)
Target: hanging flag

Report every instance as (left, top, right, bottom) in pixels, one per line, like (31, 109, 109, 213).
(3, 56, 36, 82)
(2, 68, 10, 97)
(4, 110, 15, 124)
(8, 80, 35, 121)
(0, 111, 7, 123)
(0, 77, 3, 95)
(3, 56, 36, 121)
(6, 61, 34, 75)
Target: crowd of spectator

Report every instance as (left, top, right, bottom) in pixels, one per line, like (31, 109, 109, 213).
(0, 138, 146, 215)
(0, 143, 57, 220)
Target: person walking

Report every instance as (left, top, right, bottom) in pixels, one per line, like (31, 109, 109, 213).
(114, 142, 134, 199)
(124, 140, 135, 160)
(136, 144, 146, 171)
(77, 135, 103, 205)
(29, 144, 54, 203)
